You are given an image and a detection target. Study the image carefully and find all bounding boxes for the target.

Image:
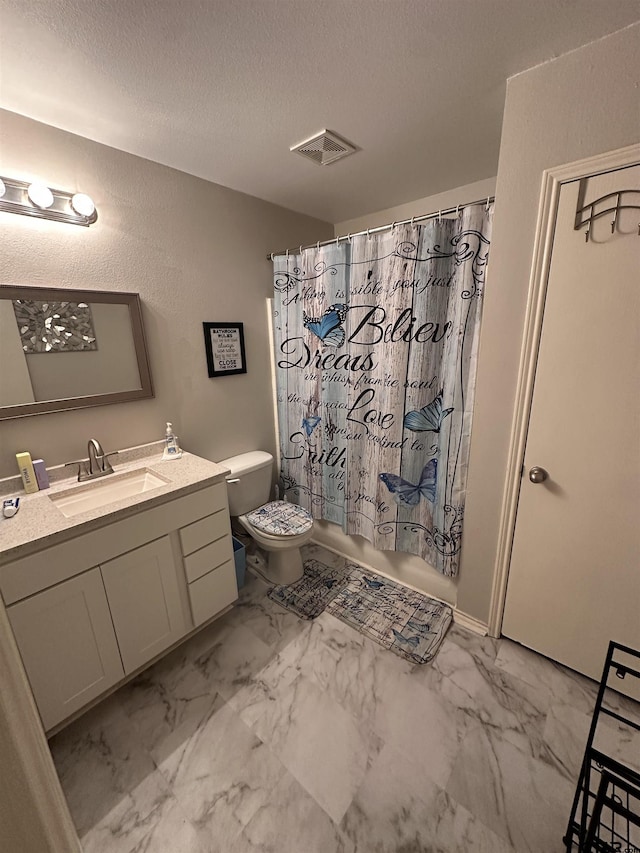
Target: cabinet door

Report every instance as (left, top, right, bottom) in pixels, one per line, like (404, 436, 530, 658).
(101, 536, 187, 674)
(7, 567, 124, 731)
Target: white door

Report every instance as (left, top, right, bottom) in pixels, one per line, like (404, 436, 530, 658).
(502, 162, 640, 682)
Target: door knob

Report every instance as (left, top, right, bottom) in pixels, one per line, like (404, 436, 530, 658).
(528, 466, 548, 484)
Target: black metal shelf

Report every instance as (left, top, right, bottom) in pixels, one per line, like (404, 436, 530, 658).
(564, 641, 640, 853)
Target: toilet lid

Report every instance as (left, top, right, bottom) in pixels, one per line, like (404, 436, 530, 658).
(245, 500, 313, 536)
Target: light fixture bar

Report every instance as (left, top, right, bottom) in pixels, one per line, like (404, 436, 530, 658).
(0, 176, 97, 226)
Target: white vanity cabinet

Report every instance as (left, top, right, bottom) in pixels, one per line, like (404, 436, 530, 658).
(1, 477, 238, 732)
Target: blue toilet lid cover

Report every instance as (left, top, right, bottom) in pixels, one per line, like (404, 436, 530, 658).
(245, 500, 313, 536)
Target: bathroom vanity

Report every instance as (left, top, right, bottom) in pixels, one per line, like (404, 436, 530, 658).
(0, 443, 237, 732)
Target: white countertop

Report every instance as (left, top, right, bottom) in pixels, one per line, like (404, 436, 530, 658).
(0, 442, 230, 565)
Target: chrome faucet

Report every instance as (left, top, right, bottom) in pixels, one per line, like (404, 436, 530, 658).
(87, 438, 114, 477)
(65, 438, 118, 482)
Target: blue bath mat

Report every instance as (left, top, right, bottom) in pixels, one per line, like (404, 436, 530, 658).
(269, 559, 452, 664)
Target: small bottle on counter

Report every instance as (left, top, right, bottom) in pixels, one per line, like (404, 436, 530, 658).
(163, 422, 182, 460)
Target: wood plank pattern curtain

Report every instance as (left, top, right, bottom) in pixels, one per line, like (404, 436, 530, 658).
(272, 206, 491, 576)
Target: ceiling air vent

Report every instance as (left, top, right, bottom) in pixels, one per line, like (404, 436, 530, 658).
(291, 130, 357, 166)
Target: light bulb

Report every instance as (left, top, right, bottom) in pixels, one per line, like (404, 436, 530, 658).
(0, 178, 6, 198)
(27, 183, 54, 209)
(70, 192, 95, 217)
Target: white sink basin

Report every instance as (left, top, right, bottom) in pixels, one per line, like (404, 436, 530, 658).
(50, 468, 170, 518)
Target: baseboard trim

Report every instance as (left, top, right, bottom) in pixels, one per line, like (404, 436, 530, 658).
(452, 609, 488, 636)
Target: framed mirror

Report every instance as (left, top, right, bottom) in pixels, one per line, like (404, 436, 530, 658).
(0, 286, 153, 419)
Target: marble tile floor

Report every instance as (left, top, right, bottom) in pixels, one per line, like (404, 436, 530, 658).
(49, 543, 638, 853)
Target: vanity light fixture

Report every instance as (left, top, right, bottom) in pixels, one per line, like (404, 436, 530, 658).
(0, 175, 98, 226)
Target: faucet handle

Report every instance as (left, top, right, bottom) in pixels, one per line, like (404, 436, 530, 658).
(64, 459, 90, 482)
(99, 451, 118, 474)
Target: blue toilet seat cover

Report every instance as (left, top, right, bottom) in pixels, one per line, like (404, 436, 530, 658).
(245, 501, 313, 536)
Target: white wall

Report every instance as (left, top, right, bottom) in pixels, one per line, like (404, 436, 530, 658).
(0, 110, 333, 478)
(460, 22, 640, 623)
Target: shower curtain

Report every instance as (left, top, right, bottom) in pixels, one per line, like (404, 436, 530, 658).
(272, 205, 491, 577)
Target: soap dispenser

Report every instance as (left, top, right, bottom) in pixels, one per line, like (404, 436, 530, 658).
(163, 422, 182, 460)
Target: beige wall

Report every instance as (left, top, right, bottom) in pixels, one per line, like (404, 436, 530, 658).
(460, 22, 640, 623)
(0, 110, 333, 478)
(334, 176, 497, 236)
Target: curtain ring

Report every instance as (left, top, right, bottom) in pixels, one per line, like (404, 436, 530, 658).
(455, 204, 460, 217)
(336, 235, 340, 246)
(270, 252, 274, 261)
(286, 247, 289, 258)
(438, 209, 442, 222)
(411, 216, 415, 227)
(485, 196, 491, 211)
(299, 245, 303, 255)
(391, 221, 397, 231)
(316, 240, 320, 251)
(348, 233, 352, 243)
(367, 228, 371, 238)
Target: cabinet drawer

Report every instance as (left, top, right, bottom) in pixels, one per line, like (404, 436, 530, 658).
(188, 560, 238, 627)
(183, 535, 233, 583)
(179, 509, 230, 556)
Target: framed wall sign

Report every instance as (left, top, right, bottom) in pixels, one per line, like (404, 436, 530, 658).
(203, 322, 247, 377)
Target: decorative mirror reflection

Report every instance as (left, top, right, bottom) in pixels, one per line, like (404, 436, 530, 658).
(13, 298, 98, 353)
(0, 286, 153, 419)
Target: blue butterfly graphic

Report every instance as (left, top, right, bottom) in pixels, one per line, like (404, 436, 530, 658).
(404, 391, 454, 433)
(302, 415, 321, 436)
(303, 303, 349, 348)
(379, 459, 438, 507)
(363, 576, 384, 590)
(392, 629, 420, 647)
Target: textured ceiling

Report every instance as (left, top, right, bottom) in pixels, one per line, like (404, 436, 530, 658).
(1, 0, 639, 223)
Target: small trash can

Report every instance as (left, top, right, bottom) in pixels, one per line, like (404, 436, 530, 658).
(232, 536, 246, 589)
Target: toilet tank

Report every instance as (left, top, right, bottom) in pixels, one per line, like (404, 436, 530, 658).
(219, 451, 274, 516)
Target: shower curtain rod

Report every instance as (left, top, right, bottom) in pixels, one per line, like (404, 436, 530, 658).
(266, 194, 494, 260)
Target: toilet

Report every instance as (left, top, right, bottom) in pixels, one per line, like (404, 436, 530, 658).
(219, 451, 313, 585)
